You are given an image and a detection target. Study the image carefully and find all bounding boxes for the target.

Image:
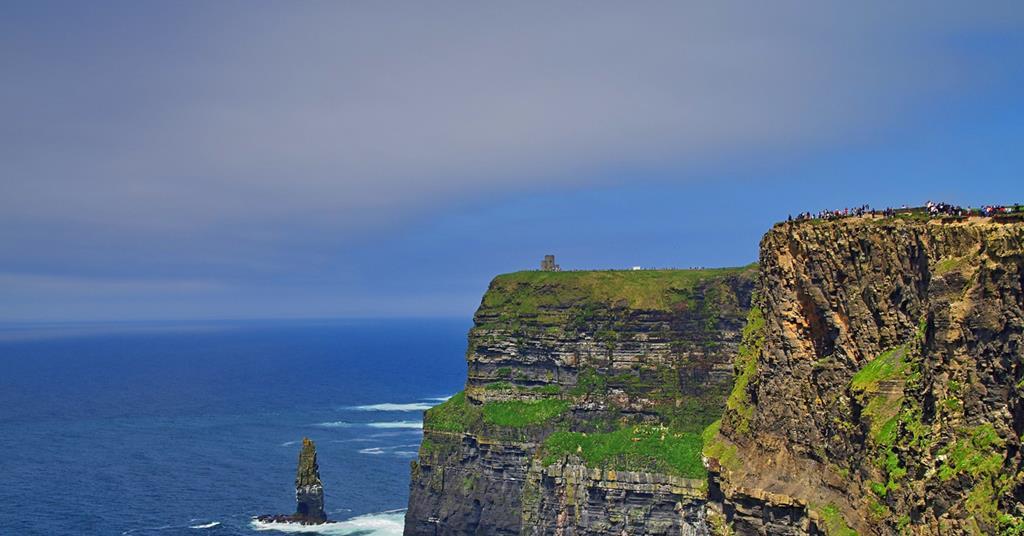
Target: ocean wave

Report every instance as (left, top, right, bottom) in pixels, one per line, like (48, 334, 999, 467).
(347, 402, 433, 411)
(281, 441, 298, 447)
(251, 509, 405, 535)
(316, 420, 421, 429)
(190, 521, 220, 529)
(366, 421, 422, 429)
(358, 444, 420, 456)
(423, 395, 453, 402)
(315, 421, 354, 428)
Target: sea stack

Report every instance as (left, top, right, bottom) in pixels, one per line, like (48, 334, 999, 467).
(257, 437, 327, 525)
(294, 437, 326, 523)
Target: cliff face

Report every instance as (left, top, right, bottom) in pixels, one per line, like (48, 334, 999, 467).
(708, 217, 1024, 535)
(406, 267, 756, 535)
(407, 215, 1024, 536)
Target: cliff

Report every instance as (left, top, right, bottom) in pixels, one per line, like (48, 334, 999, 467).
(406, 266, 757, 535)
(406, 214, 1024, 535)
(706, 216, 1024, 535)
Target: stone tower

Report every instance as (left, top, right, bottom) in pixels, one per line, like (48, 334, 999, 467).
(540, 254, 560, 271)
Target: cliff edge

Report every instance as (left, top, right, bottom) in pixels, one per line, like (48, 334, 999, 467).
(406, 213, 1024, 535)
(705, 216, 1024, 534)
(406, 266, 757, 535)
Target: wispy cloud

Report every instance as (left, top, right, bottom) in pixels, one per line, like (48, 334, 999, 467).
(1, 1, 1022, 319)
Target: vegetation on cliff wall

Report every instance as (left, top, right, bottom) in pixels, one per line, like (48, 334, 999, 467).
(424, 390, 572, 431)
(541, 424, 705, 478)
(723, 305, 764, 436)
(706, 218, 1024, 535)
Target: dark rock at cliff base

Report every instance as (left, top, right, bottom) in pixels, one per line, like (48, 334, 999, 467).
(257, 437, 328, 525)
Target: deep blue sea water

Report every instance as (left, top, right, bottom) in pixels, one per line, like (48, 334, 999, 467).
(0, 319, 469, 536)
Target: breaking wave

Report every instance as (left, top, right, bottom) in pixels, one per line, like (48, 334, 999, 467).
(315, 421, 354, 428)
(358, 444, 420, 456)
(366, 421, 422, 429)
(347, 402, 433, 412)
(189, 521, 220, 529)
(316, 421, 421, 429)
(251, 509, 405, 535)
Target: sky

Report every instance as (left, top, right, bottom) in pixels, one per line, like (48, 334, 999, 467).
(2, 1, 1024, 322)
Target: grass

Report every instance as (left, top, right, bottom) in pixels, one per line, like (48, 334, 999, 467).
(701, 419, 740, 471)
(937, 424, 1004, 481)
(481, 264, 757, 317)
(851, 346, 909, 391)
(423, 391, 477, 432)
(725, 306, 764, 435)
(850, 346, 911, 444)
(934, 255, 971, 275)
(425, 390, 570, 430)
(541, 424, 706, 478)
(481, 398, 569, 427)
(813, 503, 857, 536)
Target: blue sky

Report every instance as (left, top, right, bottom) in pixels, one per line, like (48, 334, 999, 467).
(2, 2, 1023, 321)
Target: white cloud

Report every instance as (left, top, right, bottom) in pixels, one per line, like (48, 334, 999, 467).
(3, 3, 1021, 234)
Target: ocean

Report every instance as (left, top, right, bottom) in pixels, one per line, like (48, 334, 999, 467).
(0, 319, 469, 536)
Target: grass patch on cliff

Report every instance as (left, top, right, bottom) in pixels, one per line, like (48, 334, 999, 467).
(481, 398, 569, 427)
(812, 503, 857, 536)
(700, 419, 741, 472)
(541, 424, 705, 479)
(851, 346, 908, 391)
(423, 391, 477, 432)
(937, 424, 1004, 481)
(851, 345, 910, 444)
(482, 265, 756, 316)
(725, 306, 764, 435)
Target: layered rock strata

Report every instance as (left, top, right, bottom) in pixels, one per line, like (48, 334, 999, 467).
(706, 216, 1024, 534)
(258, 437, 327, 525)
(408, 215, 1024, 535)
(406, 267, 756, 535)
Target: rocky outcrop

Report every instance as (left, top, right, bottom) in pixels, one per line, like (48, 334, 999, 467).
(406, 267, 756, 535)
(707, 217, 1024, 534)
(408, 214, 1024, 535)
(258, 437, 327, 525)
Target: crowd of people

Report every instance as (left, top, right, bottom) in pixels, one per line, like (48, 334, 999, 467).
(787, 201, 1023, 223)
(789, 204, 875, 222)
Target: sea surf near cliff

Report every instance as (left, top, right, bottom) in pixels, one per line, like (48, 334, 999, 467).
(0, 319, 467, 535)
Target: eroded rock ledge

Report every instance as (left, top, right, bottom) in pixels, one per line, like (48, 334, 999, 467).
(406, 215, 1024, 535)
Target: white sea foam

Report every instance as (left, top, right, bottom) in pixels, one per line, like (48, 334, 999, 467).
(315, 421, 354, 428)
(190, 521, 220, 529)
(423, 395, 453, 402)
(281, 441, 298, 447)
(348, 402, 433, 411)
(366, 421, 422, 429)
(358, 444, 420, 456)
(251, 509, 405, 535)
(392, 451, 418, 457)
(317, 420, 421, 429)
